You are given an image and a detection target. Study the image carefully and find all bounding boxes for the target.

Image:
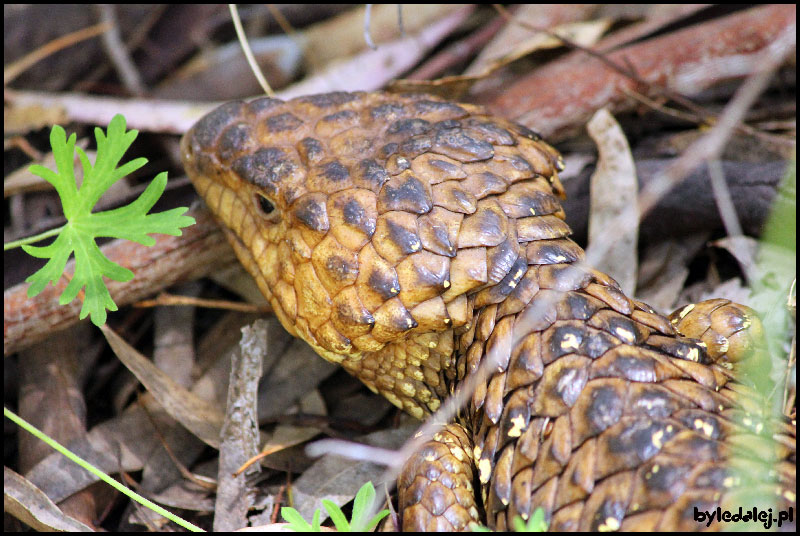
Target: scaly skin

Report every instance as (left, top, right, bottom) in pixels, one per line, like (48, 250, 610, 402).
(181, 92, 795, 531)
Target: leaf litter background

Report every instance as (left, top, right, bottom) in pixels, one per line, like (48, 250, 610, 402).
(3, 4, 796, 531)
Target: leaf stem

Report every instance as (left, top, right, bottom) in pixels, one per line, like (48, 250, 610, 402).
(4, 225, 65, 251)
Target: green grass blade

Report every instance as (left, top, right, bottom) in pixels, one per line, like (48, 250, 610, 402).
(4, 407, 203, 532)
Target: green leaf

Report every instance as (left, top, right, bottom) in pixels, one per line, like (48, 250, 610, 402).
(363, 509, 390, 532)
(511, 508, 548, 532)
(281, 507, 315, 532)
(322, 499, 350, 531)
(349, 481, 389, 532)
(350, 480, 376, 531)
(310, 508, 322, 532)
(21, 114, 195, 326)
(279, 481, 390, 532)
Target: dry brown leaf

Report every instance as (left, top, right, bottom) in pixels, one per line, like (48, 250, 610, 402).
(260, 390, 326, 456)
(386, 75, 477, 101)
(193, 312, 269, 402)
(157, 36, 302, 100)
(4, 467, 94, 532)
(465, 5, 601, 75)
(712, 235, 760, 276)
(209, 264, 269, 306)
(636, 233, 711, 313)
(25, 403, 166, 503)
(3, 103, 68, 135)
(488, 18, 612, 70)
(152, 282, 200, 389)
(258, 338, 338, 420)
(139, 479, 216, 514)
(585, 108, 639, 295)
(699, 277, 753, 306)
(100, 324, 225, 448)
(255, 390, 327, 473)
(330, 392, 392, 427)
(291, 424, 417, 524)
(136, 421, 206, 510)
(389, 18, 611, 100)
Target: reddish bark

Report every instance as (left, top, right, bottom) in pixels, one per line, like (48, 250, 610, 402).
(486, 5, 796, 140)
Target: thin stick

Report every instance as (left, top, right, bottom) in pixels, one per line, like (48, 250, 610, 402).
(229, 4, 274, 97)
(266, 4, 298, 39)
(4, 22, 111, 85)
(97, 4, 145, 96)
(134, 291, 271, 314)
(707, 160, 745, 237)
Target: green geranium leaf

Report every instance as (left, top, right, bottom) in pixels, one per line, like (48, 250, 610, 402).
(21, 114, 195, 326)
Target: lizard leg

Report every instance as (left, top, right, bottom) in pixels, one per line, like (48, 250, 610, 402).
(398, 422, 481, 531)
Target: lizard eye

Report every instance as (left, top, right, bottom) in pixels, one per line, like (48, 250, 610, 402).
(255, 193, 278, 219)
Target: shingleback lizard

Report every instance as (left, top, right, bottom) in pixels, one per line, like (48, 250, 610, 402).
(181, 91, 795, 531)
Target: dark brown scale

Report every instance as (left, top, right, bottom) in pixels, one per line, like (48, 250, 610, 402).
(411, 99, 469, 120)
(432, 180, 478, 214)
(232, 147, 299, 194)
(295, 91, 364, 108)
(432, 127, 495, 162)
(354, 159, 389, 191)
(417, 207, 461, 257)
(264, 112, 304, 133)
(317, 109, 360, 133)
(181, 91, 795, 532)
(412, 153, 468, 183)
(396, 251, 450, 308)
(458, 200, 508, 248)
(190, 101, 245, 149)
(387, 118, 432, 136)
(327, 189, 377, 250)
(374, 211, 421, 264)
(377, 173, 433, 214)
(398, 135, 434, 159)
(291, 193, 329, 233)
(297, 137, 325, 164)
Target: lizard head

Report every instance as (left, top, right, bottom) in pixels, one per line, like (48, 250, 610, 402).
(181, 92, 565, 366)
